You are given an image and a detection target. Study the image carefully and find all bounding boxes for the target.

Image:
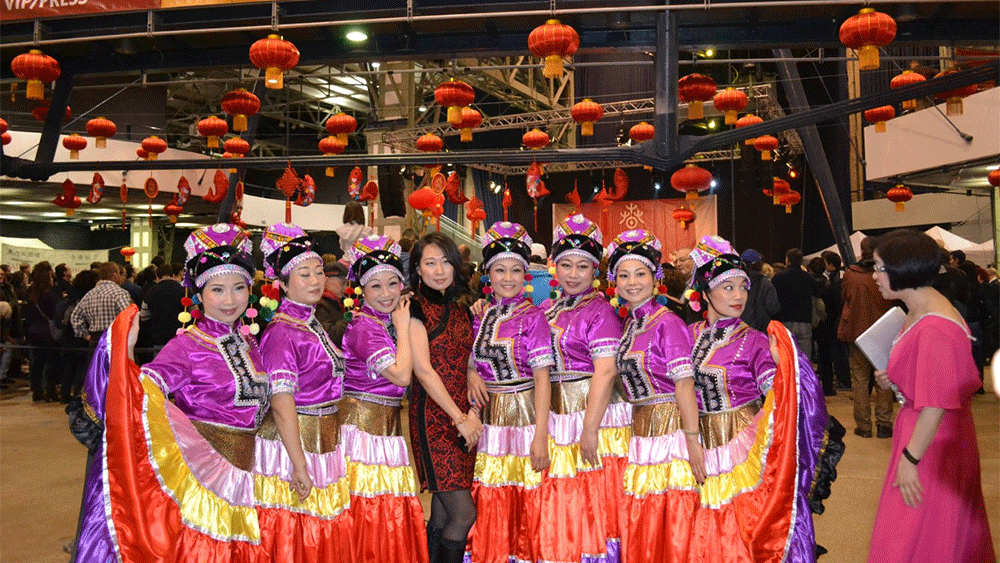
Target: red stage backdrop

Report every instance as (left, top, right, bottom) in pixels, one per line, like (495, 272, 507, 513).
(552, 195, 717, 260)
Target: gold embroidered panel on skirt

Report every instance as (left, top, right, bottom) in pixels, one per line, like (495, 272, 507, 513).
(699, 400, 761, 449)
(191, 420, 257, 471)
(482, 388, 536, 427)
(338, 396, 401, 437)
(550, 378, 591, 415)
(632, 402, 682, 437)
(257, 410, 342, 454)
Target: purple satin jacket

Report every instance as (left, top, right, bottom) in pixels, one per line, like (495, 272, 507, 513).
(141, 315, 270, 429)
(616, 299, 694, 405)
(689, 317, 776, 412)
(545, 288, 622, 382)
(342, 303, 405, 403)
(473, 294, 554, 391)
(260, 299, 345, 408)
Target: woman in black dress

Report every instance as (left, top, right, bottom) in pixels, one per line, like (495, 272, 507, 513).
(407, 232, 484, 563)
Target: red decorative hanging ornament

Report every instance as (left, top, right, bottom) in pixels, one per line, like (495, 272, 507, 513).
(409, 186, 444, 232)
(754, 135, 779, 160)
(276, 164, 302, 223)
(221, 88, 260, 133)
(466, 196, 486, 237)
(52, 178, 81, 216)
(120, 180, 129, 229)
(62, 134, 87, 159)
(456, 107, 482, 142)
(571, 99, 603, 136)
(295, 174, 317, 207)
(779, 190, 801, 213)
(670, 163, 712, 201)
(224, 136, 250, 173)
(204, 170, 229, 204)
(839, 7, 896, 71)
(1, 119, 9, 146)
(136, 147, 148, 160)
(0, 119, 6, 135)
(32, 99, 71, 123)
(566, 181, 581, 213)
(445, 171, 468, 205)
(890, 70, 927, 111)
(771, 177, 791, 205)
(989, 168, 1000, 188)
(325, 112, 357, 144)
(672, 206, 695, 229)
(176, 176, 191, 206)
(87, 173, 105, 204)
(434, 79, 476, 127)
(678, 73, 717, 120)
(610, 167, 629, 201)
(864, 105, 895, 133)
(197, 116, 228, 149)
(120, 247, 136, 263)
(527, 19, 580, 79)
(232, 180, 246, 227)
(164, 195, 184, 223)
(526, 161, 549, 232)
(713, 87, 749, 125)
(318, 135, 347, 177)
(348, 166, 365, 200)
(886, 184, 913, 212)
(360, 180, 379, 225)
(141, 135, 167, 160)
(522, 128, 550, 150)
(10, 49, 61, 101)
(144, 177, 159, 227)
(736, 114, 764, 146)
(502, 186, 512, 221)
(249, 34, 299, 89)
(416, 132, 444, 153)
(933, 69, 978, 116)
(86, 117, 116, 148)
(629, 121, 655, 144)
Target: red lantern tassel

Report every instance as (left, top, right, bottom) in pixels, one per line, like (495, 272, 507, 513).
(285, 198, 292, 223)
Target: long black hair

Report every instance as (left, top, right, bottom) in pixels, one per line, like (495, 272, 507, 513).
(409, 232, 468, 293)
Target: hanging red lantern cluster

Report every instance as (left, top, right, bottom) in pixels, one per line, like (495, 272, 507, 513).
(141, 136, 167, 160)
(32, 100, 71, 123)
(326, 112, 357, 144)
(886, 184, 913, 211)
(456, 107, 482, 142)
(571, 98, 603, 137)
(673, 207, 695, 229)
(771, 177, 791, 205)
(736, 114, 763, 145)
(528, 19, 580, 79)
(670, 163, 712, 201)
(198, 116, 228, 149)
(318, 135, 347, 177)
(221, 89, 260, 133)
(678, 73, 717, 120)
(629, 122, 654, 144)
(86, 117, 117, 148)
(713, 87, 749, 125)
(10, 49, 61, 100)
(933, 69, 978, 116)
(522, 128, 550, 150)
(890, 70, 927, 111)
(864, 105, 895, 133)
(434, 80, 476, 127)
(754, 135, 779, 160)
(416, 132, 444, 153)
(62, 134, 87, 159)
(839, 7, 896, 71)
(249, 34, 299, 89)
(779, 190, 801, 213)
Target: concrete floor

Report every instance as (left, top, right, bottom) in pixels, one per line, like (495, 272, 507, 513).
(1, 377, 997, 563)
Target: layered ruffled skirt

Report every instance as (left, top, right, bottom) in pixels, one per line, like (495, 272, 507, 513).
(254, 406, 353, 562)
(540, 379, 632, 563)
(339, 395, 428, 563)
(466, 387, 543, 563)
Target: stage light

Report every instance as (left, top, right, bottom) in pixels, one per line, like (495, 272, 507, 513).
(787, 162, 799, 178)
(704, 49, 715, 58)
(346, 30, 368, 42)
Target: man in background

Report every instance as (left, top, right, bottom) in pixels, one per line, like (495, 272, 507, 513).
(316, 260, 349, 347)
(771, 248, 816, 355)
(70, 262, 131, 343)
(139, 263, 185, 352)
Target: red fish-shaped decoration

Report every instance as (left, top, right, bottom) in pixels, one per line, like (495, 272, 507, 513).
(610, 167, 629, 201)
(566, 181, 581, 213)
(445, 171, 468, 205)
(204, 170, 228, 204)
(53, 178, 81, 216)
(295, 174, 316, 207)
(176, 176, 191, 206)
(86, 173, 105, 204)
(348, 166, 364, 200)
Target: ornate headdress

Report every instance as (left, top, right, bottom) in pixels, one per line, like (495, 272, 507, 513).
(344, 234, 403, 286)
(183, 223, 254, 290)
(686, 235, 749, 312)
(605, 229, 663, 282)
(551, 214, 603, 266)
(260, 222, 322, 280)
(481, 221, 532, 271)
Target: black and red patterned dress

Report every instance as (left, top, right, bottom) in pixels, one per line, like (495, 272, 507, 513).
(409, 285, 476, 492)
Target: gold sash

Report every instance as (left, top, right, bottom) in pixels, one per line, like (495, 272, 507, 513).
(190, 420, 257, 471)
(338, 396, 401, 437)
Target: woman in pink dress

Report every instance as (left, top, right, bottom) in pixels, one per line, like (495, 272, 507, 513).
(869, 229, 995, 563)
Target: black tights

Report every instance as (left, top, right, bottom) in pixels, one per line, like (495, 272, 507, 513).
(428, 489, 476, 543)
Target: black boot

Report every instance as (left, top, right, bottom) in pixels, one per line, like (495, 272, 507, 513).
(436, 538, 466, 563)
(426, 526, 442, 563)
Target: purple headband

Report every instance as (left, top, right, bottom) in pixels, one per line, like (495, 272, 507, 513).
(344, 234, 404, 286)
(260, 222, 322, 279)
(606, 229, 663, 282)
(481, 221, 533, 270)
(551, 214, 604, 266)
(183, 223, 255, 289)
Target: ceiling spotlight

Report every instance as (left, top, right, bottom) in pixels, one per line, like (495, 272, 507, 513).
(371, 61, 381, 69)
(787, 162, 799, 178)
(710, 180, 718, 188)
(418, 105, 427, 113)
(346, 30, 368, 42)
(653, 181, 661, 191)
(708, 120, 717, 130)
(704, 49, 715, 58)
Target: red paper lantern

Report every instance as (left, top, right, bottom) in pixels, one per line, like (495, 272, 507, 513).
(886, 184, 913, 212)
(325, 112, 357, 144)
(670, 163, 712, 201)
(713, 87, 749, 125)
(164, 197, 184, 223)
(779, 190, 801, 213)
(224, 136, 251, 157)
(672, 207, 695, 229)
(0, 118, 7, 134)
(120, 247, 136, 262)
(864, 105, 896, 133)
(466, 196, 487, 236)
(989, 169, 1000, 188)
(434, 80, 476, 127)
(571, 98, 603, 136)
(629, 122, 655, 144)
(772, 177, 791, 205)
(197, 116, 228, 149)
(220, 89, 260, 133)
(10, 49, 61, 100)
(1, 132, 10, 146)
(32, 100, 71, 123)
(86, 117, 117, 148)
(141, 136, 167, 160)
(318, 135, 347, 177)
(735, 114, 763, 145)
(416, 133, 444, 153)
(456, 107, 482, 142)
(249, 34, 299, 89)
(890, 70, 927, 111)
(62, 134, 87, 159)
(527, 19, 580, 78)
(136, 147, 148, 160)
(839, 7, 896, 71)
(933, 70, 978, 116)
(678, 73, 717, 120)
(754, 135, 779, 160)
(523, 128, 550, 150)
